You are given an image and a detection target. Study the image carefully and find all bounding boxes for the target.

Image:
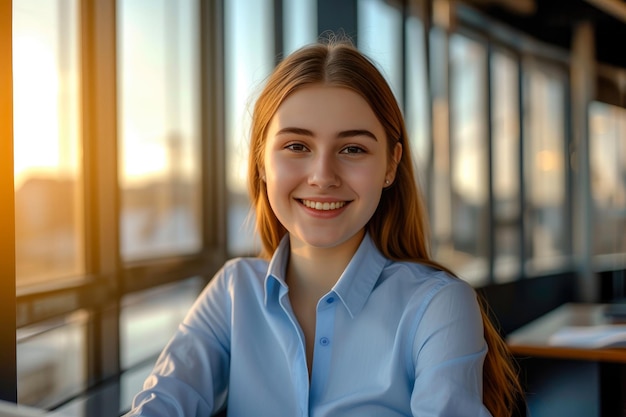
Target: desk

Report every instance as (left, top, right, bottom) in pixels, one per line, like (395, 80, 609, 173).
(507, 303, 626, 363)
(506, 303, 626, 417)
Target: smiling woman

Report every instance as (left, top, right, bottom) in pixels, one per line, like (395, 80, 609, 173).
(124, 40, 523, 417)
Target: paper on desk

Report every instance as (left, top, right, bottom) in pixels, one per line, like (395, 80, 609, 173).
(549, 324, 626, 348)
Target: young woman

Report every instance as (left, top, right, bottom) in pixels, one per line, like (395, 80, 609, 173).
(126, 40, 522, 417)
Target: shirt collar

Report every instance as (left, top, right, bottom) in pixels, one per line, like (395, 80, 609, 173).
(264, 235, 291, 306)
(332, 233, 388, 318)
(264, 233, 388, 318)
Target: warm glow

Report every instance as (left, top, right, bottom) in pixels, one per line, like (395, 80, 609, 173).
(120, 132, 169, 183)
(13, 34, 61, 189)
(12, 0, 85, 284)
(536, 150, 560, 172)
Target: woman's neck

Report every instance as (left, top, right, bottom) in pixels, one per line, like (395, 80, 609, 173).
(286, 231, 364, 297)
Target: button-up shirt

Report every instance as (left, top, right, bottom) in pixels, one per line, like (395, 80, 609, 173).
(126, 233, 491, 417)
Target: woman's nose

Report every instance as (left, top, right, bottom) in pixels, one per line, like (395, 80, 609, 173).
(307, 154, 340, 189)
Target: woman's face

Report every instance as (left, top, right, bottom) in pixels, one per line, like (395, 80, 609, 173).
(263, 84, 399, 253)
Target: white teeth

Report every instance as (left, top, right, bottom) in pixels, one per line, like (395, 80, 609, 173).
(301, 199, 346, 211)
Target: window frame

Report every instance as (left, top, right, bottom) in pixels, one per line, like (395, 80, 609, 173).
(1, 0, 17, 403)
(11, 0, 228, 402)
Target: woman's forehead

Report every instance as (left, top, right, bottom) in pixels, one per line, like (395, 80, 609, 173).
(270, 85, 382, 132)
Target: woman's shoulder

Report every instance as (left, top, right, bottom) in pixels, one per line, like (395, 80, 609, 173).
(218, 256, 270, 282)
(196, 257, 270, 303)
(380, 259, 475, 302)
(382, 260, 482, 321)
(223, 255, 269, 270)
(383, 259, 459, 285)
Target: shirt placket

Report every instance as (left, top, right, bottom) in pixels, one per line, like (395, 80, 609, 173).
(309, 292, 337, 413)
(278, 288, 310, 416)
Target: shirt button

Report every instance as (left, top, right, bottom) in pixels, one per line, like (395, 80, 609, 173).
(326, 297, 335, 304)
(319, 337, 330, 346)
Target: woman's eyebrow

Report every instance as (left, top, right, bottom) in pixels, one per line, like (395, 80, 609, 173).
(276, 127, 314, 136)
(337, 129, 378, 141)
(276, 127, 378, 141)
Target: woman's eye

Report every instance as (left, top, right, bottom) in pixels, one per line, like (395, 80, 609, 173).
(341, 146, 366, 154)
(285, 143, 308, 152)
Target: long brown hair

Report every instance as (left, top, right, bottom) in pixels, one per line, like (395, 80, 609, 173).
(247, 40, 523, 417)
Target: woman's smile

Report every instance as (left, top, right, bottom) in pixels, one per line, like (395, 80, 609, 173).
(299, 199, 348, 211)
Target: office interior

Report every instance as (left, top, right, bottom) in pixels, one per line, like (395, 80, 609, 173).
(1, 0, 625, 416)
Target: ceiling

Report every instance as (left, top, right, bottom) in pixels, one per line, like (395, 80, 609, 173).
(459, 0, 626, 69)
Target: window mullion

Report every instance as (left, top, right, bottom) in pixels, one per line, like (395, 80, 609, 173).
(81, 0, 122, 385)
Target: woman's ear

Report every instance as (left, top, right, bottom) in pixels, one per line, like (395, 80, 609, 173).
(385, 141, 402, 185)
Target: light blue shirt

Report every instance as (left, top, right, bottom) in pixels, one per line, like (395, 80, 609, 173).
(126, 233, 491, 417)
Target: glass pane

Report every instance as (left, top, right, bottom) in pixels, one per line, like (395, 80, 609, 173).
(120, 277, 203, 369)
(17, 311, 88, 408)
(225, 0, 274, 255)
(524, 62, 567, 274)
(117, 0, 202, 261)
(491, 50, 521, 282)
(283, 0, 317, 55)
(405, 15, 430, 187)
(589, 101, 626, 258)
(12, 0, 84, 285)
(449, 34, 488, 284)
(429, 26, 452, 259)
(358, 0, 403, 103)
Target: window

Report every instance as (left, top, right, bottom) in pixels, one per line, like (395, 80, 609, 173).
(120, 277, 203, 369)
(491, 50, 522, 282)
(523, 60, 568, 274)
(283, 0, 317, 55)
(115, 0, 207, 377)
(117, 0, 202, 261)
(405, 14, 430, 187)
(12, 0, 218, 410)
(16, 312, 87, 408)
(449, 34, 489, 284)
(429, 24, 453, 269)
(13, 0, 84, 286)
(358, 0, 403, 103)
(13, 0, 87, 407)
(224, 0, 275, 255)
(589, 101, 626, 262)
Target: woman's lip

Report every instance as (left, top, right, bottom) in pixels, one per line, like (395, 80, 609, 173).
(297, 197, 348, 203)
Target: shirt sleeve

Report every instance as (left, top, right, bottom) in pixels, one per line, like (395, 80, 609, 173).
(409, 278, 493, 417)
(123, 266, 233, 417)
